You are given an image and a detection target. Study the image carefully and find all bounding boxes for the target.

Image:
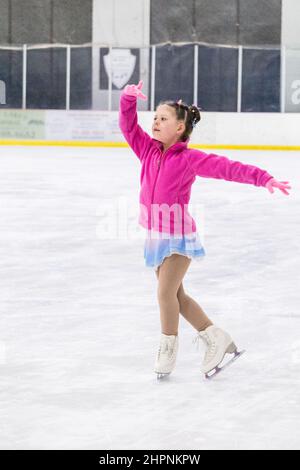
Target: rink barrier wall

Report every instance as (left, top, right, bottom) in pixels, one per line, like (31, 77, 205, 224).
(0, 110, 299, 150)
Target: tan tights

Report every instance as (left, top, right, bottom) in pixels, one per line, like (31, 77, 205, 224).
(155, 254, 213, 335)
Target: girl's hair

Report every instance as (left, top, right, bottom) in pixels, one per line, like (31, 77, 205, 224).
(157, 99, 201, 142)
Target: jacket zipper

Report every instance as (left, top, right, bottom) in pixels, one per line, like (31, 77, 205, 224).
(150, 150, 166, 227)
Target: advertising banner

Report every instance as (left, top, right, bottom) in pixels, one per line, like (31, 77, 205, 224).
(0, 110, 45, 139)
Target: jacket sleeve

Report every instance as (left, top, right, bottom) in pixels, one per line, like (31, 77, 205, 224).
(186, 149, 274, 187)
(118, 93, 153, 162)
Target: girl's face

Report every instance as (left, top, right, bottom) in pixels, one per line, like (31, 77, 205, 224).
(152, 105, 185, 149)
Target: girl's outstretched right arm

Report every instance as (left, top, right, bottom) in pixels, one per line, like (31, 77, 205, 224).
(119, 80, 152, 162)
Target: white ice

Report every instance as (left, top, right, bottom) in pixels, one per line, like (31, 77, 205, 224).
(0, 145, 299, 450)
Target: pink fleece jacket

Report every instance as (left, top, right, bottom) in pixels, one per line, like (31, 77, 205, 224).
(119, 93, 274, 235)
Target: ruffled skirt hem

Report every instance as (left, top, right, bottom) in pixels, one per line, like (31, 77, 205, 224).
(143, 229, 206, 271)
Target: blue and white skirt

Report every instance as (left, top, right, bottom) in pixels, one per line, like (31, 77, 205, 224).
(144, 229, 206, 272)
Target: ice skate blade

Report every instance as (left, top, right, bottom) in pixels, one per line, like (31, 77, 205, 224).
(205, 349, 246, 380)
(156, 372, 170, 380)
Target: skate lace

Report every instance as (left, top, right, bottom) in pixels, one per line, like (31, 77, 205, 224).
(158, 341, 174, 359)
(192, 332, 216, 363)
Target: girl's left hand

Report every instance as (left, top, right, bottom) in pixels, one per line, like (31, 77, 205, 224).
(265, 178, 291, 195)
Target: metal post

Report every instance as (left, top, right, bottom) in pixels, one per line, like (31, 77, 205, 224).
(22, 44, 27, 109)
(150, 45, 156, 111)
(193, 44, 198, 106)
(108, 46, 112, 111)
(66, 45, 71, 110)
(280, 45, 286, 113)
(237, 45, 243, 112)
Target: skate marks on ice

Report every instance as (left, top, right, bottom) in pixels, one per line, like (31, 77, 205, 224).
(205, 349, 246, 380)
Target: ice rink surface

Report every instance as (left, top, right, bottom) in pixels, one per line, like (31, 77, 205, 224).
(0, 145, 299, 450)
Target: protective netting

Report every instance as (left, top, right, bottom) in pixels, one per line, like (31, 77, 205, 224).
(150, 0, 281, 46)
(0, 42, 299, 112)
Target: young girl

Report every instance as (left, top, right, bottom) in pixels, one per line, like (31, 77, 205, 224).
(118, 80, 291, 380)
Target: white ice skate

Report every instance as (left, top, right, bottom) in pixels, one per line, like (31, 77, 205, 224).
(154, 333, 178, 380)
(193, 325, 245, 379)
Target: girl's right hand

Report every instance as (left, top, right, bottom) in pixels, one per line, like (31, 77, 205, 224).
(123, 80, 147, 100)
